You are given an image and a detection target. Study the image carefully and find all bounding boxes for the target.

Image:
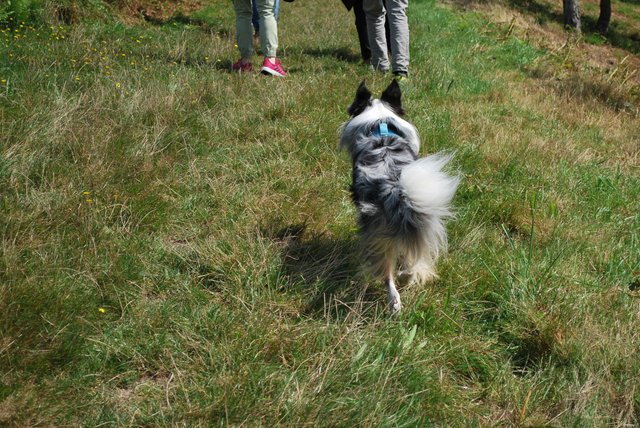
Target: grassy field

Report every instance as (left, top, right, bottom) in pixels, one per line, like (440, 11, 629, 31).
(1, 0, 639, 425)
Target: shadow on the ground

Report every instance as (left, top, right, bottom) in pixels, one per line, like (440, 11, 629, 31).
(449, 0, 639, 54)
(262, 223, 385, 319)
(529, 67, 636, 112)
(510, 0, 639, 53)
(302, 47, 362, 63)
(141, 9, 231, 37)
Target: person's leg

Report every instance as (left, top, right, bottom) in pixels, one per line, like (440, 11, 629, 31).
(256, 0, 286, 75)
(363, 0, 389, 72)
(386, 0, 409, 76)
(252, 0, 259, 34)
(256, 0, 278, 59)
(383, 0, 391, 52)
(254, 0, 278, 36)
(353, 0, 371, 62)
(234, 0, 254, 60)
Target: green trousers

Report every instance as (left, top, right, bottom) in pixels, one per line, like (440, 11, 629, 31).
(233, 0, 278, 58)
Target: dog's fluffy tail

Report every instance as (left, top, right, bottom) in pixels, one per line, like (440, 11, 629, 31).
(398, 152, 459, 282)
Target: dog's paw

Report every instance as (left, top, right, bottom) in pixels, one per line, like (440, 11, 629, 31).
(387, 290, 402, 315)
(389, 299, 402, 315)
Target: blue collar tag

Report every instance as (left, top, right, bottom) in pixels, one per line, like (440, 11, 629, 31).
(373, 122, 398, 137)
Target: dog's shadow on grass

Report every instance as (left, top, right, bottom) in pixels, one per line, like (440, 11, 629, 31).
(264, 223, 385, 320)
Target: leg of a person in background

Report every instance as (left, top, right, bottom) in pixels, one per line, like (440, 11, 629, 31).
(233, 0, 254, 70)
(353, 0, 371, 63)
(252, 0, 260, 34)
(256, 0, 287, 76)
(383, 0, 391, 53)
(386, 0, 409, 76)
(256, 0, 278, 59)
(363, 0, 389, 72)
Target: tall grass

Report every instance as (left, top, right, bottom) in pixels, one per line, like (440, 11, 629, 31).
(1, 0, 639, 425)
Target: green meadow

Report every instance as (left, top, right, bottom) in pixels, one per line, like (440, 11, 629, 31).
(1, 0, 639, 425)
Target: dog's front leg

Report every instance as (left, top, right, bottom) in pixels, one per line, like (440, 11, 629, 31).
(386, 274, 402, 315)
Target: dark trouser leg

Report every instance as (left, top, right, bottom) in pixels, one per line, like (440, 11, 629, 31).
(353, 0, 371, 62)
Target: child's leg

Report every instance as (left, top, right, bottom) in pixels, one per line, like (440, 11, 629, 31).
(256, 0, 278, 58)
(233, 0, 254, 59)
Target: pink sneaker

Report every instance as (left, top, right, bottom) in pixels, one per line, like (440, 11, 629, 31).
(260, 58, 287, 77)
(232, 59, 253, 73)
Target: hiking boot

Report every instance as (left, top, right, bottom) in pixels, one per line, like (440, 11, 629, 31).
(260, 58, 287, 77)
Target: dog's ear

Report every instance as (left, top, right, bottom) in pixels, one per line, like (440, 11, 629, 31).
(380, 79, 404, 116)
(348, 81, 372, 117)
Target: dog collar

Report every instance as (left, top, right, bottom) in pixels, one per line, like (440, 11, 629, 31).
(372, 122, 398, 138)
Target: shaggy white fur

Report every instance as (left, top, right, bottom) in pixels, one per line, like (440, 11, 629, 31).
(339, 80, 459, 314)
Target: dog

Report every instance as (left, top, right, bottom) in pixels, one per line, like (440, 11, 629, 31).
(339, 80, 460, 314)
